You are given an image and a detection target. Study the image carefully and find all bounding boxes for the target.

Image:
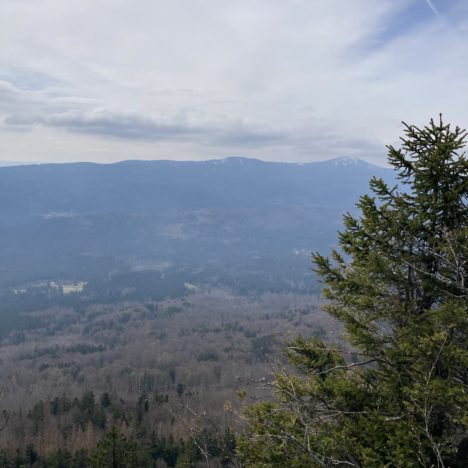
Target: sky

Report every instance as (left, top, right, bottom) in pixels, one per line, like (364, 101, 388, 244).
(1, 0, 468, 165)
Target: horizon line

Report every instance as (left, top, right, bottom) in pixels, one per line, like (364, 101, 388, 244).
(0, 155, 388, 169)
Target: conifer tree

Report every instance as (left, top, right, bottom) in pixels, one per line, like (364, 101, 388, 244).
(238, 116, 467, 466)
(91, 426, 138, 468)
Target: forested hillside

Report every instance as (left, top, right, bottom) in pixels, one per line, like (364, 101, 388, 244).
(0, 157, 392, 293)
(0, 289, 339, 466)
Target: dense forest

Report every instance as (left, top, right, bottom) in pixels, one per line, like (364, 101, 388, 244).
(0, 289, 338, 466)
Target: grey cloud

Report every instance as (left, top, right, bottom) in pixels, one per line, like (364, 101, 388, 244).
(40, 109, 203, 140)
(5, 107, 287, 147)
(4, 103, 384, 160)
(4, 115, 35, 125)
(1, 78, 383, 159)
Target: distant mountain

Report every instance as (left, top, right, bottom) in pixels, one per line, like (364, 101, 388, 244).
(322, 156, 384, 168)
(0, 157, 394, 294)
(0, 160, 37, 167)
(0, 156, 390, 215)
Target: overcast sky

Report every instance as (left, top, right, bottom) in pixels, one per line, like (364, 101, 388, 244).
(1, 0, 467, 165)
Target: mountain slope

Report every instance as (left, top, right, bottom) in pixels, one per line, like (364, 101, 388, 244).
(0, 157, 393, 293)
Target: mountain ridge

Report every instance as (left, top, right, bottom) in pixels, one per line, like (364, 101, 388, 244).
(0, 156, 393, 216)
(0, 155, 385, 170)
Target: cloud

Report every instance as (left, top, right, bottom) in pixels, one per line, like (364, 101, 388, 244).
(27, 109, 204, 140)
(4, 106, 287, 149)
(1, 0, 468, 164)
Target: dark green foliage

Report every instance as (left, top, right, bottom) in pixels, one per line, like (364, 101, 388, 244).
(149, 435, 189, 467)
(28, 401, 45, 435)
(91, 427, 137, 468)
(80, 391, 95, 414)
(238, 117, 468, 466)
(46, 449, 73, 468)
(176, 383, 185, 398)
(138, 372, 155, 395)
(0, 392, 236, 467)
(100, 392, 111, 409)
(25, 444, 38, 466)
(50, 395, 73, 415)
(135, 396, 149, 424)
(149, 436, 177, 466)
(67, 391, 107, 430)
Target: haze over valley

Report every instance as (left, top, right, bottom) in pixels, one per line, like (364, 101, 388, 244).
(0, 156, 392, 300)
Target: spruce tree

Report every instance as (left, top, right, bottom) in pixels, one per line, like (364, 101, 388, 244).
(91, 426, 138, 468)
(238, 116, 467, 466)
